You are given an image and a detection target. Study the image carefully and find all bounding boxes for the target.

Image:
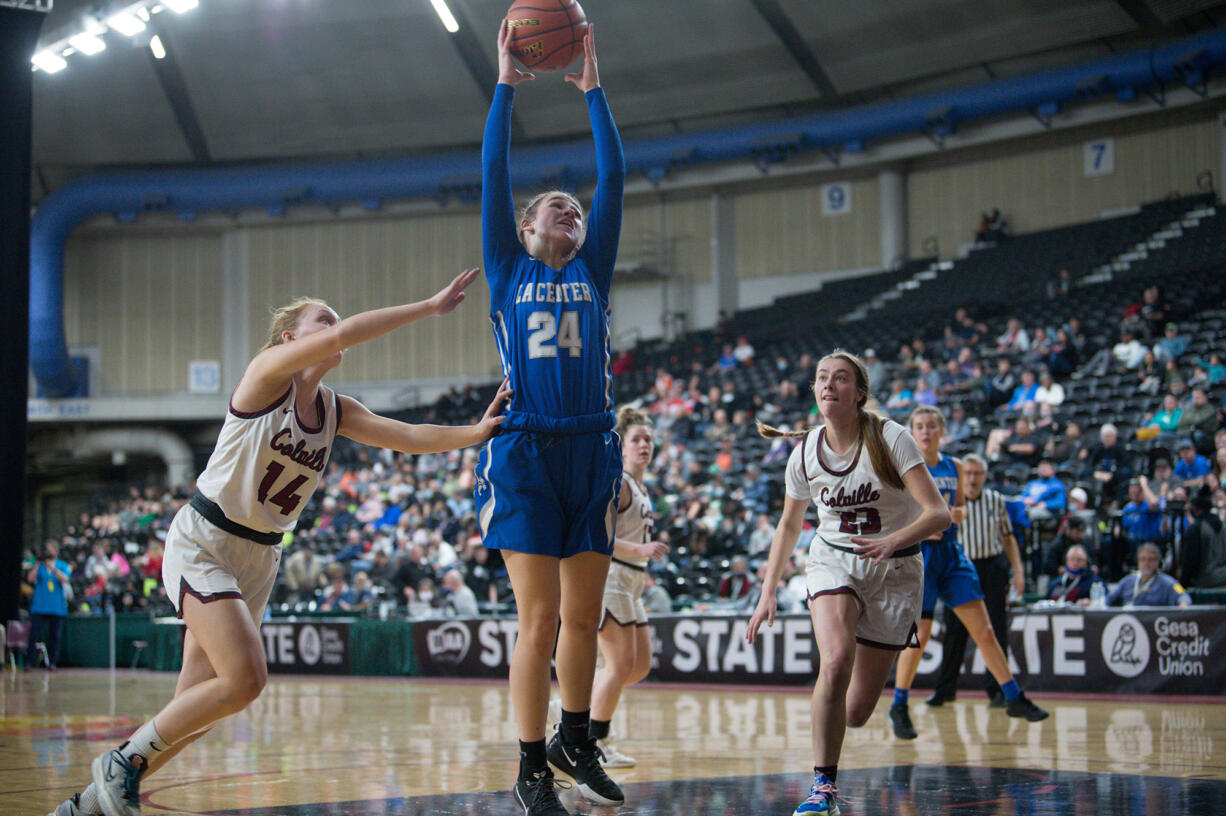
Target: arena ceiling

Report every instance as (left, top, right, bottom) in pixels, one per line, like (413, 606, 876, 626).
(28, 0, 1226, 201)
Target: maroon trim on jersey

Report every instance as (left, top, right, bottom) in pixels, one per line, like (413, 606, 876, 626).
(856, 620, 919, 651)
(294, 389, 326, 434)
(800, 430, 811, 482)
(334, 391, 344, 432)
(229, 384, 291, 419)
(598, 609, 639, 631)
(815, 427, 862, 478)
(174, 577, 244, 619)
(807, 586, 859, 603)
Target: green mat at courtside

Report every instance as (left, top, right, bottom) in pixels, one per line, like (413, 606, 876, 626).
(61, 615, 419, 676)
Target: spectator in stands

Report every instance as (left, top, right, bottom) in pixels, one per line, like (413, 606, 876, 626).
(1137, 394, 1183, 441)
(863, 349, 886, 390)
(1024, 327, 1052, 368)
(718, 554, 756, 600)
(885, 378, 914, 419)
(1153, 322, 1188, 364)
(1106, 543, 1190, 607)
(610, 348, 634, 376)
(747, 513, 774, 555)
(1004, 417, 1045, 467)
(317, 563, 349, 611)
(1115, 478, 1165, 578)
(1189, 353, 1225, 386)
(1139, 285, 1172, 340)
(642, 571, 671, 615)
(1180, 489, 1226, 588)
(1047, 328, 1077, 378)
(1004, 369, 1039, 412)
(917, 359, 941, 392)
(733, 335, 755, 366)
(944, 405, 973, 445)
(913, 377, 938, 407)
(1046, 545, 1105, 604)
(354, 484, 386, 524)
(1047, 267, 1073, 299)
(1042, 516, 1091, 582)
(1022, 459, 1067, 523)
(367, 548, 394, 588)
(1035, 370, 1064, 408)
(997, 318, 1030, 354)
(25, 540, 71, 669)
(1112, 328, 1146, 370)
(1046, 421, 1085, 468)
(1174, 438, 1212, 488)
(284, 544, 327, 603)
(1150, 457, 1181, 496)
(714, 343, 738, 372)
(346, 571, 375, 613)
(1083, 423, 1131, 506)
(741, 465, 770, 516)
(1178, 387, 1221, 453)
(987, 357, 1017, 408)
(392, 543, 431, 605)
(442, 568, 479, 616)
(1135, 350, 1164, 396)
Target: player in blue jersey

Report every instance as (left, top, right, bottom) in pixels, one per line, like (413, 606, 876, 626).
(479, 20, 626, 816)
(889, 406, 1047, 740)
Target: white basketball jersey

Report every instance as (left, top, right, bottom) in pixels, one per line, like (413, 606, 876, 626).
(785, 419, 926, 549)
(196, 381, 342, 533)
(614, 473, 654, 567)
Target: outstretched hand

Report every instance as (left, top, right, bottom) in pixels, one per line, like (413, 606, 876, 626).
(564, 25, 599, 92)
(430, 268, 480, 316)
(497, 17, 535, 86)
(476, 379, 513, 440)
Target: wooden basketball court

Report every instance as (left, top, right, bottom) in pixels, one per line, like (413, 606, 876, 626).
(4, 669, 1224, 815)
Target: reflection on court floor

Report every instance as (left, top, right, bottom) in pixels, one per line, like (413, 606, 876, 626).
(5, 671, 1224, 816)
(212, 767, 1226, 816)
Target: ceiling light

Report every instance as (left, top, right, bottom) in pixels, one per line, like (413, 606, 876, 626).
(149, 34, 166, 59)
(68, 32, 106, 56)
(429, 0, 459, 33)
(162, 0, 199, 12)
(31, 50, 68, 73)
(107, 12, 146, 36)
(136, 7, 150, 21)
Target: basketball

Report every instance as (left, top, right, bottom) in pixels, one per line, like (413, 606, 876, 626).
(506, 0, 588, 72)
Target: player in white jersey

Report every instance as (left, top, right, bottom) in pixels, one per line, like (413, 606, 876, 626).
(746, 351, 952, 816)
(52, 268, 510, 816)
(588, 405, 669, 767)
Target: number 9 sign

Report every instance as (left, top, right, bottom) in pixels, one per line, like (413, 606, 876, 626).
(821, 182, 852, 216)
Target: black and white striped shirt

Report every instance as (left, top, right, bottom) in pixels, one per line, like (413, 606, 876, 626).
(962, 487, 1012, 560)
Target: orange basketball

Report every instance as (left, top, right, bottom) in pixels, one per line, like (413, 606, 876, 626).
(506, 0, 588, 72)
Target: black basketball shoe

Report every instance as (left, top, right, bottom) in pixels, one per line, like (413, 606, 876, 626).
(889, 702, 918, 740)
(546, 728, 625, 805)
(1006, 692, 1049, 721)
(513, 767, 570, 816)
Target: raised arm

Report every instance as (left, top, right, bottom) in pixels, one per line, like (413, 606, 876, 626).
(236, 269, 478, 408)
(483, 20, 535, 305)
(567, 27, 625, 296)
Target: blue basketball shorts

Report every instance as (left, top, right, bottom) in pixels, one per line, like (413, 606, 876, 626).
(475, 429, 622, 558)
(920, 539, 985, 616)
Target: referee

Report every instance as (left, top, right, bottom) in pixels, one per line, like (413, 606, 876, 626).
(926, 453, 1025, 707)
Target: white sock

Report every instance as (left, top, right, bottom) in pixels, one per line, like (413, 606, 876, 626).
(78, 783, 102, 815)
(119, 719, 170, 765)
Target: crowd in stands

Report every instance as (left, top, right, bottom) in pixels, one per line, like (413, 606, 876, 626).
(21, 270, 1226, 620)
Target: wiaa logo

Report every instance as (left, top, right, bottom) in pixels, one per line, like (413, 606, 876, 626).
(427, 621, 472, 664)
(1100, 614, 1150, 678)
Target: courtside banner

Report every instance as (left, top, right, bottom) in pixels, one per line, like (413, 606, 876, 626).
(919, 607, 1226, 695)
(410, 609, 1226, 693)
(262, 620, 350, 675)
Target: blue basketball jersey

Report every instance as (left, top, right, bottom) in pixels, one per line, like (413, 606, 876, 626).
(927, 453, 960, 545)
(481, 84, 625, 435)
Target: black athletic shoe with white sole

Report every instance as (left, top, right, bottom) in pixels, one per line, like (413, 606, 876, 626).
(513, 768, 571, 816)
(546, 730, 625, 805)
(90, 747, 146, 816)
